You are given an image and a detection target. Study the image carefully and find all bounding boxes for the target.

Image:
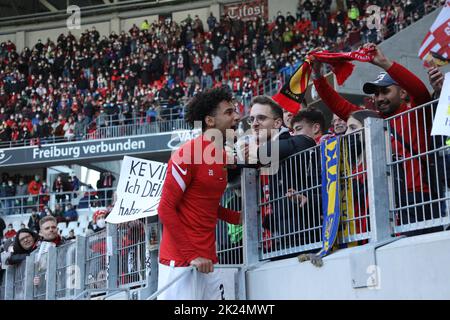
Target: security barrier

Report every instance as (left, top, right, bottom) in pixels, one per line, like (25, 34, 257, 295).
(85, 230, 108, 291)
(33, 250, 49, 300)
(55, 241, 77, 300)
(0, 187, 116, 216)
(385, 100, 450, 235)
(1, 99, 448, 299)
(217, 183, 244, 265)
(258, 130, 371, 260)
(117, 218, 147, 288)
(12, 260, 26, 300)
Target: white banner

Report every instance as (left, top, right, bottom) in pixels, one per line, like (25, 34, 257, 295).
(431, 72, 450, 136)
(106, 156, 168, 224)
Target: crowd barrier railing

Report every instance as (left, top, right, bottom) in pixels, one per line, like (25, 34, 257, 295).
(384, 99, 450, 235)
(1, 103, 448, 299)
(0, 118, 190, 149)
(217, 182, 244, 265)
(0, 187, 117, 217)
(116, 218, 147, 289)
(55, 241, 77, 300)
(84, 229, 108, 292)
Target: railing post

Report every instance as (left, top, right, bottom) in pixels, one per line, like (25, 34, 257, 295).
(364, 118, 392, 242)
(239, 168, 260, 300)
(4, 266, 15, 300)
(24, 252, 35, 300)
(140, 220, 159, 299)
(106, 223, 118, 291)
(241, 169, 260, 265)
(75, 236, 87, 296)
(45, 246, 57, 300)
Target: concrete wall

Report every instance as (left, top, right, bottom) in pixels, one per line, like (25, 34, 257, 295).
(268, 0, 297, 22)
(172, 7, 210, 25)
(25, 21, 111, 46)
(247, 231, 450, 299)
(121, 15, 159, 32)
(0, 33, 15, 43)
(339, 8, 450, 95)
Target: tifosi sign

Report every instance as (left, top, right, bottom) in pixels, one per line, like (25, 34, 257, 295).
(223, 0, 268, 21)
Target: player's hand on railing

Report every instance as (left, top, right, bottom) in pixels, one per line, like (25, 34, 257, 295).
(190, 257, 214, 273)
(363, 43, 393, 70)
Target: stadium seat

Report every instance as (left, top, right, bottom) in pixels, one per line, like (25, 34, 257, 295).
(57, 222, 67, 231)
(78, 219, 89, 230)
(12, 221, 22, 232)
(61, 228, 70, 238)
(67, 221, 79, 230)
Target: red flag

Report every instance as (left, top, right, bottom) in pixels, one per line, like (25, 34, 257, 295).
(418, 1, 450, 66)
(272, 48, 375, 113)
(310, 48, 376, 85)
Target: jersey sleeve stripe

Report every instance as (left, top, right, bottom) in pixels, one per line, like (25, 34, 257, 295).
(172, 166, 186, 192)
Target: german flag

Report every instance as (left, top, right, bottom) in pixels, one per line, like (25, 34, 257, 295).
(425, 51, 450, 67)
(272, 58, 311, 114)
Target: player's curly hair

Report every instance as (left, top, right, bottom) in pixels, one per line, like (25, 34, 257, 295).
(184, 87, 233, 131)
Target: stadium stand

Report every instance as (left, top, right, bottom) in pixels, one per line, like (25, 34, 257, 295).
(0, 0, 442, 147)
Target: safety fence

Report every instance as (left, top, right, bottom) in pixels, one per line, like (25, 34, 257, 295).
(1, 100, 449, 299)
(257, 130, 370, 260)
(117, 219, 147, 289)
(0, 118, 189, 149)
(12, 260, 26, 300)
(217, 183, 244, 265)
(0, 187, 116, 217)
(85, 229, 108, 291)
(55, 241, 77, 300)
(385, 100, 450, 235)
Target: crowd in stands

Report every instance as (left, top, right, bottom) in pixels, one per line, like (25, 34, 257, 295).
(0, 0, 443, 146)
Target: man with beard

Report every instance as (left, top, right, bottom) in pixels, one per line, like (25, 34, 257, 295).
(311, 43, 440, 236)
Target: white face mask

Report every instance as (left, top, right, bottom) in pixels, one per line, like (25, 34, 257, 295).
(96, 219, 106, 228)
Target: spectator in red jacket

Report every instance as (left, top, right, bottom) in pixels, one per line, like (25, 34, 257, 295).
(311, 43, 441, 236)
(4, 224, 17, 239)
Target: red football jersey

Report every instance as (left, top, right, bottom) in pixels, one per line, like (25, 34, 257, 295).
(158, 135, 241, 265)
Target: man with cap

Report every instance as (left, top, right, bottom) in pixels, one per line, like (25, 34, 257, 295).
(310, 43, 440, 236)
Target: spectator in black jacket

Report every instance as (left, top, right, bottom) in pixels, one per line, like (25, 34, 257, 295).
(247, 95, 316, 251)
(5, 228, 39, 265)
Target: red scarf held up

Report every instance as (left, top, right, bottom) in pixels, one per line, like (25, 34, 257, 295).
(309, 47, 376, 85)
(273, 48, 376, 114)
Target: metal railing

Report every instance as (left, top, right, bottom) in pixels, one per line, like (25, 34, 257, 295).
(0, 118, 189, 149)
(385, 100, 450, 235)
(12, 260, 26, 300)
(258, 144, 323, 259)
(85, 230, 108, 291)
(337, 130, 371, 245)
(33, 250, 49, 300)
(55, 241, 77, 300)
(117, 219, 147, 289)
(0, 187, 116, 217)
(1, 103, 449, 300)
(257, 130, 372, 260)
(217, 183, 244, 265)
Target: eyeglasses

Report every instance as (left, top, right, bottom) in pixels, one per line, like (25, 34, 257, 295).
(247, 115, 276, 125)
(19, 235, 33, 243)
